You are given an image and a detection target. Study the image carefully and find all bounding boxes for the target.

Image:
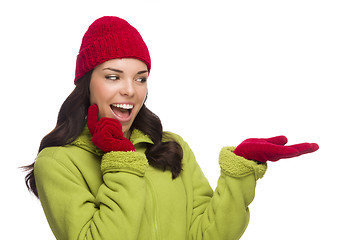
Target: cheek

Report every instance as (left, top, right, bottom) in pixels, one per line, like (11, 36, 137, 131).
(89, 81, 114, 118)
(90, 81, 109, 105)
(132, 88, 147, 118)
(139, 88, 148, 106)
(89, 81, 99, 104)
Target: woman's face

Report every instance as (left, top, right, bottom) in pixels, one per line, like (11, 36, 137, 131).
(89, 58, 148, 138)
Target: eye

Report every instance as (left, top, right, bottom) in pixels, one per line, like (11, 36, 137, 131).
(136, 77, 147, 83)
(105, 75, 119, 81)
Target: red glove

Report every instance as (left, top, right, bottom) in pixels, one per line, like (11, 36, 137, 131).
(233, 136, 319, 163)
(87, 104, 135, 152)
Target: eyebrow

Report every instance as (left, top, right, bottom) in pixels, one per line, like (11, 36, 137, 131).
(103, 67, 123, 73)
(103, 67, 148, 75)
(137, 70, 148, 75)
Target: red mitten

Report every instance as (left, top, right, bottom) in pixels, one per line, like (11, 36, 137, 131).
(233, 136, 319, 163)
(87, 104, 135, 152)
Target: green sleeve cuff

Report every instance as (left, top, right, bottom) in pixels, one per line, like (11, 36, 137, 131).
(101, 151, 149, 176)
(219, 147, 267, 180)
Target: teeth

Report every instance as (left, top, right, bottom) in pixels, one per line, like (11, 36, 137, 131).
(112, 103, 134, 109)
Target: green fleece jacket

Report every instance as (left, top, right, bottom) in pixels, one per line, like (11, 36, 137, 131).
(34, 127, 267, 240)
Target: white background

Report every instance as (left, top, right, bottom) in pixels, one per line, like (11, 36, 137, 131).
(1, 0, 345, 239)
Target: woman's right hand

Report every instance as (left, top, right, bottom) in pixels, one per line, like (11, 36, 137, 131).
(87, 104, 135, 152)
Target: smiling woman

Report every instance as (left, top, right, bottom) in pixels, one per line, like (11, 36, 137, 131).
(23, 16, 318, 240)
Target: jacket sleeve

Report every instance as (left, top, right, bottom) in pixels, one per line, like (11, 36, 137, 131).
(181, 140, 267, 240)
(34, 147, 148, 240)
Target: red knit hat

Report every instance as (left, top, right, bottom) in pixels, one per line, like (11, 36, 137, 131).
(74, 16, 151, 83)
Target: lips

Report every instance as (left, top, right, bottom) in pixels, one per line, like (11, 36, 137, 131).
(110, 103, 134, 122)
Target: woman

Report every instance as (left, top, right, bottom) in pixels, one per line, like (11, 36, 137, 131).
(24, 16, 318, 240)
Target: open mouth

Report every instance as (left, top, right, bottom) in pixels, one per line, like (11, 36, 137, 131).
(110, 103, 134, 122)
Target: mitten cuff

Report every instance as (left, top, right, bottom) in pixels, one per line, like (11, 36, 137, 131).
(219, 147, 267, 180)
(101, 151, 149, 176)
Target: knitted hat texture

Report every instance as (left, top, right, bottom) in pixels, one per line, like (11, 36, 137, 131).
(75, 16, 151, 83)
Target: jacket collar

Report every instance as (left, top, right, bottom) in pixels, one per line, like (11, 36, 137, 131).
(130, 129, 154, 145)
(71, 126, 153, 156)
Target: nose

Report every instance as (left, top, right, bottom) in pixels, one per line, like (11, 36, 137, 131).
(119, 79, 135, 97)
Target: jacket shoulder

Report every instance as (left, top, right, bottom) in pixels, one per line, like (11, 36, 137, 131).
(162, 131, 186, 145)
(35, 145, 100, 175)
(36, 145, 86, 162)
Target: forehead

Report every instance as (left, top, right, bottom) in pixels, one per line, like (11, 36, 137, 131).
(96, 58, 148, 72)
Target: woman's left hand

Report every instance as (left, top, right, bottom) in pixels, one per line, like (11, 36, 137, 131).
(233, 136, 319, 163)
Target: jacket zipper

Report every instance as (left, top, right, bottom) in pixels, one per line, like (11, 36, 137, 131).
(146, 178, 160, 240)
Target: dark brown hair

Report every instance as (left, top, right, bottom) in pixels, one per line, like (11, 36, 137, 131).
(23, 71, 183, 198)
